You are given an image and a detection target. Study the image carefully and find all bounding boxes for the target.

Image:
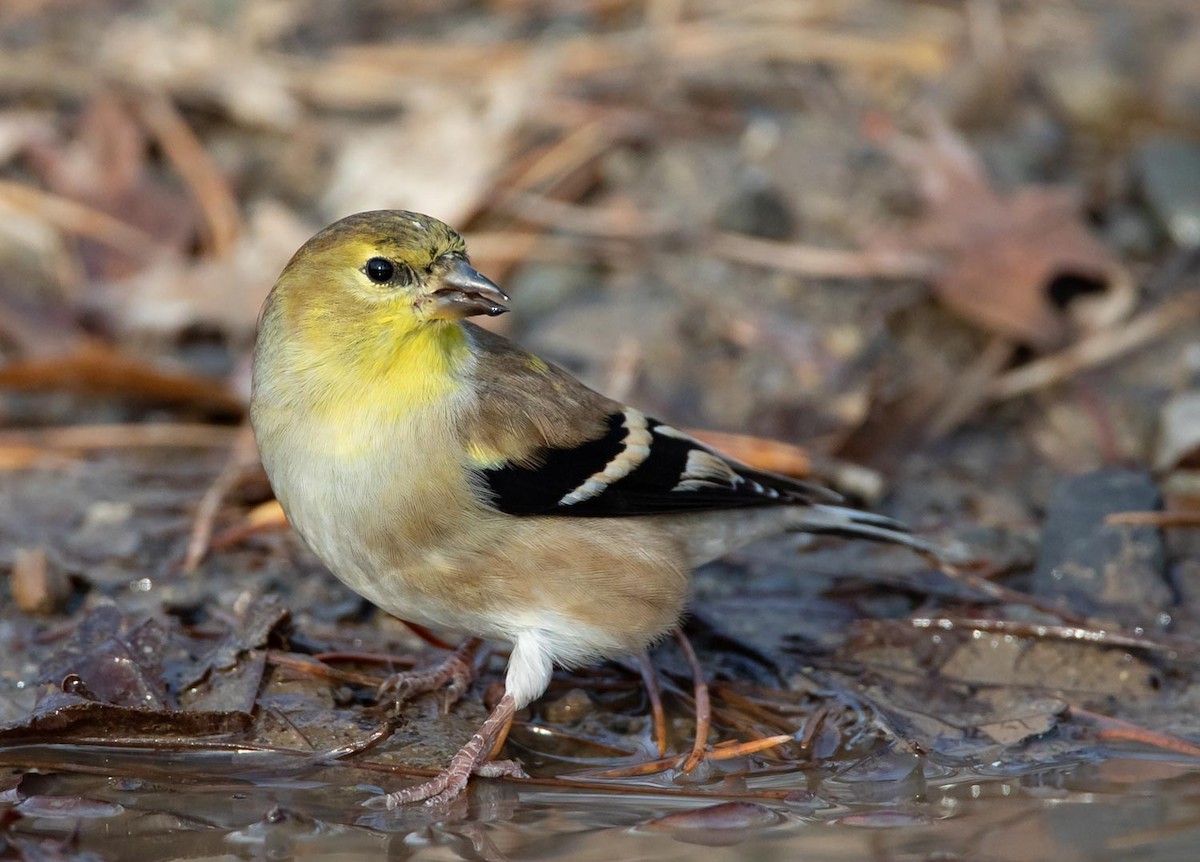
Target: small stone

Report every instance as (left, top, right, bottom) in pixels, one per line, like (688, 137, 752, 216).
(715, 170, 797, 240)
(1041, 57, 1138, 133)
(540, 687, 592, 724)
(1135, 136, 1200, 248)
(1033, 469, 1169, 621)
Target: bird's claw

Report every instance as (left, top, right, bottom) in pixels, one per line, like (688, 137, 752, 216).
(376, 640, 481, 711)
(374, 757, 526, 809)
(366, 693, 520, 810)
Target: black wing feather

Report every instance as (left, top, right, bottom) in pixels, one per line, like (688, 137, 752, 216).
(478, 413, 841, 517)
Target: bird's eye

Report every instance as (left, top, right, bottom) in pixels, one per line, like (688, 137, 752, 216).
(365, 257, 394, 283)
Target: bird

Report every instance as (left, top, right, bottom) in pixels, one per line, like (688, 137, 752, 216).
(249, 210, 939, 807)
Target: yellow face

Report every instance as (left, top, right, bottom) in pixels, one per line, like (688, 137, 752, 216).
(274, 210, 508, 329)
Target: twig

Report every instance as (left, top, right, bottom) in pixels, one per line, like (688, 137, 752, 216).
(907, 616, 1200, 656)
(605, 337, 641, 403)
(924, 335, 1015, 440)
(0, 178, 159, 258)
(465, 231, 589, 265)
(183, 423, 261, 573)
(0, 423, 237, 450)
(1071, 706, 1200, 759)
(988, 291, 1200, 402)
(265, 650, 399, 688)
(0, 342, 245, 414)
(797, 705, 829, 754)
(309, 651, 418, 670)
(503, 192, 676, 239)
(498, 115, 614, 197)
(706, 733, 792, 761)
(1106, 511, 1200, 528)
(133, 91, 243, 256)
(709, 232, 939, 280)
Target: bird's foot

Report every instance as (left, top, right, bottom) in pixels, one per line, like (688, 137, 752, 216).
(370, 693, 522, 809)
(378, 637, 484, 712)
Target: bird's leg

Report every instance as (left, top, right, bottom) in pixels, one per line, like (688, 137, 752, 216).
(378, 691, 524, 808)
(674, 628, 712, 773)
(637, 649, 670, 757)
(378, 636, 485, 711)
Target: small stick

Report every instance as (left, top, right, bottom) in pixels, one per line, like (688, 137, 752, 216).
(1071, 706, 1200, 759)
(906, 616, 1200, 655)
(709, 231, 939, 280)
(988, 291, 1200, 402)
(0, 179, 157, 258)
(707, 733, 792, 761)
(183, 423, 260, 573)
(0, 423, 237, 451)
(1106, 511, 1200, 528)
(133, 91, 243, 256)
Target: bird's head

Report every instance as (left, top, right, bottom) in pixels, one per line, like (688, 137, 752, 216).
(271, 210, 509, 332)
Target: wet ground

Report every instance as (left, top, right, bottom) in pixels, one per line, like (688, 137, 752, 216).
(3, 0, 1200, 859)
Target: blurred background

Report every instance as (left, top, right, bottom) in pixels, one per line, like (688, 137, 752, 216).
(3, 1, 1200, 859)
(1, 0, 1196, 456)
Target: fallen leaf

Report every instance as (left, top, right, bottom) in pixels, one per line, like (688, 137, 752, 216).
(25, 90, 199, 280)
(879, 112, 1134, 350)
(92, 200, 313, 341)
(320, 65, 545, 225)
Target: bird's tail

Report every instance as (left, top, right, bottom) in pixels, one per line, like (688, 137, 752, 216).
(794, 503, 945, 562)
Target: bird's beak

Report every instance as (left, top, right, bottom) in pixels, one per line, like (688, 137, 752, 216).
(427, 259, 510, 319)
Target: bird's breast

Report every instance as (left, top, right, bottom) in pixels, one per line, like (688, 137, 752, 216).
(253, 393, 478, 590)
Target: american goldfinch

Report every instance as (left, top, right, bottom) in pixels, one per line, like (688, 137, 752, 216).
(250, 210, 936, 807)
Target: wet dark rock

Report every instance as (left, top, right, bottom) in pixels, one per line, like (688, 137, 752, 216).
(1135, 136, 1200, 248)
(1032, 469, 1169, 622)
(714, 172, 797, 240)
(541, 688, 593, 725)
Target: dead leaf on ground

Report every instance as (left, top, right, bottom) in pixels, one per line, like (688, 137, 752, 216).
(876, 112, 1134, 350)
(0, 601, 288, 746)
(92, 200, 313, 341)
(24, 91, 199, 280)
(319, 66, 546, 226)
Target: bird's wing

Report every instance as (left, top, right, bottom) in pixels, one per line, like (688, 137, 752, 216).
(462, 324, 843, 518)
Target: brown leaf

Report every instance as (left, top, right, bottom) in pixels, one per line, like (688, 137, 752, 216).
(23, 91, 199, 280)
(881, 113, 1133, 350)
(93, 200, 313, 341)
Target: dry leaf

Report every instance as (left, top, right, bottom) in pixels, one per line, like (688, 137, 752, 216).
(881, 113, 1134, 350)
(24, 91, 199, 279)
(97, 20, 301, 131)
(94, 200, 313, 341)
(320, 66, 544, 224)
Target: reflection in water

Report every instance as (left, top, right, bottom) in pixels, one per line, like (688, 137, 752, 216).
(5, 745, 1200, 861)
